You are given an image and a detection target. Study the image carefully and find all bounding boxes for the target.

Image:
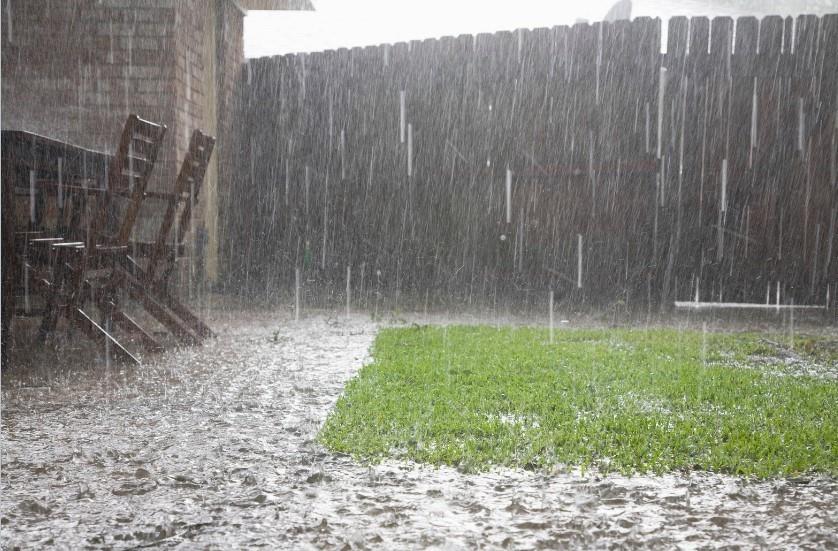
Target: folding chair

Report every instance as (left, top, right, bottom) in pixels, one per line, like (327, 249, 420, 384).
(120, 129, 216, 345)
(32, 115, 167, 363)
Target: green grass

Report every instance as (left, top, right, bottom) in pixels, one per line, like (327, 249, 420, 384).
(319, 326, 838, 478)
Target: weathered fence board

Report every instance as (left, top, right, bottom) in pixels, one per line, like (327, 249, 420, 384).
(224, 14, 837, 311)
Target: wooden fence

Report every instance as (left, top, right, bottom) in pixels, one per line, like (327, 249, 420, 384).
(223, 14, 837, 311)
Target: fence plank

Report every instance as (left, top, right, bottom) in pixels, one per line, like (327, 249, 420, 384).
(225, 14, 836, 309)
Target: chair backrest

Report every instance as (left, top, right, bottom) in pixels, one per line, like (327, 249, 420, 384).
(87, 114, 167, 249)
(146, 128, 215, 284)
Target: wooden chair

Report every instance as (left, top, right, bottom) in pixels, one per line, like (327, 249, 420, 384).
(32, 115, 167, 363)
(120, 129, 216, 345)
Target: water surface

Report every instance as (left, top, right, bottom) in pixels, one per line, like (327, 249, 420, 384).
(2, 312, 836, 548)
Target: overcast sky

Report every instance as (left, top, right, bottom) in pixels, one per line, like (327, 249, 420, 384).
(244, 0, 838, 57)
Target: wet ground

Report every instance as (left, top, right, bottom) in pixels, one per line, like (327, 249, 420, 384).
(2, 311, 837, 549)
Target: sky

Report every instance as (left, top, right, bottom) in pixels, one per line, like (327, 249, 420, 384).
(244, 0, 838, 57)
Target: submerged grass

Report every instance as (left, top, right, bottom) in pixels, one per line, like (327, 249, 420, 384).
(320, 326, 838, 478)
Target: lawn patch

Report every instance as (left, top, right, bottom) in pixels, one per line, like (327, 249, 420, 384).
(320, 326, 838, 477)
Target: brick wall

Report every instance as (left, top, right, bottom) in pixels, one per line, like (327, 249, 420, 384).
(1, 0, 245, 281)
(2, 0, 178, 190)
(215, 0, 245, 282)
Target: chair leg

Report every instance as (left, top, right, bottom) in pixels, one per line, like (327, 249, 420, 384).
(150, 281, 215, 339)
(123, 275, 199, 346)
(37, 250, 69, 341)
(110, 309, 164, 353)
(88, 279, 163, 353)
(68, 307, 140, 365)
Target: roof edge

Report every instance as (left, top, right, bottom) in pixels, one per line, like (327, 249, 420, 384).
(238, 0, 315, 11)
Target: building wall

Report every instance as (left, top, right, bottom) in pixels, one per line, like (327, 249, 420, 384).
(1, 0, 245, 282)
(214, 0, 246, 282)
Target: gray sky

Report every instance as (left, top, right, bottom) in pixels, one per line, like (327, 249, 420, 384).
(244, 0, 838, 57)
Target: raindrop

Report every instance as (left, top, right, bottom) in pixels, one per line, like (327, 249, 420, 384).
(340, 129, 346, 180)
(407, 123, 413, 177)
(105, 317, 112, 370)
(548, 290, 554, 344)
(295, 267, 301, 322)
(399, 90, 406, 143)
(23, 254, 30, 315)
(775, 281, 781, 311)
(656, 67, 667, 159)
(505, 166, 512, 224)
(304, 165, 310, 216)
(285, 158, 290, 205)
(28, 170, 35, 224)
(797, 97, 805, 152)
(748, 77, 758, 167)
(346, 265, 352, 318)
(577, 234, 583, 289)
(322, 175, 329, 270)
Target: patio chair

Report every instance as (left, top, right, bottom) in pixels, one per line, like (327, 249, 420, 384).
(120, 129, 217, 344)
(32, 114, 168, 363)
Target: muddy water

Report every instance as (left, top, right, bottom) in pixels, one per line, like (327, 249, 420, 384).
(2, 312, 837, 549)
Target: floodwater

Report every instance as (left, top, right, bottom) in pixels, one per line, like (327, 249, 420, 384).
(2, 312, 837, 549)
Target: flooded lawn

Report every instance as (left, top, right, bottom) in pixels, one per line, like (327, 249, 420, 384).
(322, 325, 838, 477)
(2, 312, 837, 549)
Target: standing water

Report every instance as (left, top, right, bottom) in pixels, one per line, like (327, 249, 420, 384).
(2, 312, 836, 549)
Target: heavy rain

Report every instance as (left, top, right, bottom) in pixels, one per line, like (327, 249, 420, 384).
(2, 0, 837, 549)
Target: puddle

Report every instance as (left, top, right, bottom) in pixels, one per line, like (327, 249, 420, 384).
(2, 312, 836, 548)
